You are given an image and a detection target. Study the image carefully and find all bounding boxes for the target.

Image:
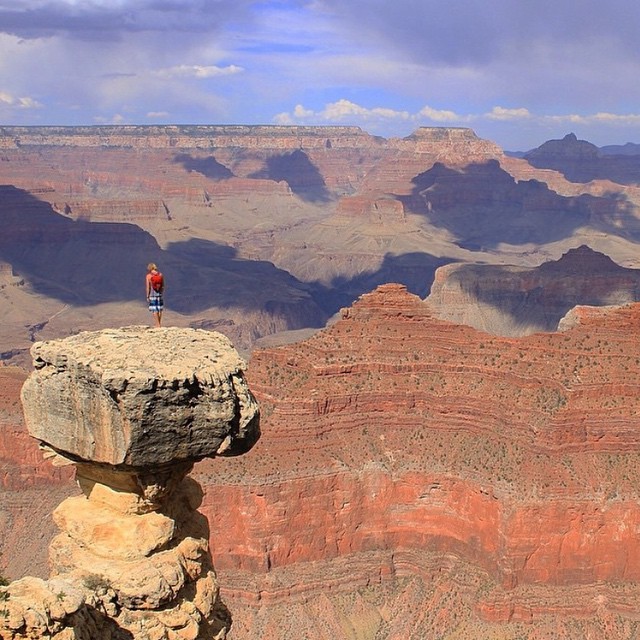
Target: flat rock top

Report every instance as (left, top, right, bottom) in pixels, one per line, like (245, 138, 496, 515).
(31, 326, 245, 385)
(22, 326, 260, 468)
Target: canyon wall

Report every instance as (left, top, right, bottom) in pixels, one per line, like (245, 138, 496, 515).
(3, 125, 640, 368)
(426, 244, 640, 335)
(3, 125, 640, 638)
(192, 284, 640, 639)
(3, 282, 640, 637)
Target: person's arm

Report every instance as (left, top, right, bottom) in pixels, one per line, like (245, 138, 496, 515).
(146, 274, 151, 299)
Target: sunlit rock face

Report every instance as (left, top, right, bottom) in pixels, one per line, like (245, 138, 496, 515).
(195, 284, 640, 639)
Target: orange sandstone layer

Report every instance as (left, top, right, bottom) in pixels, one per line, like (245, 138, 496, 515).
(193, 283, 640, 636)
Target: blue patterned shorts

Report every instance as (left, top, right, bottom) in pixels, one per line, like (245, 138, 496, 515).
(148, 292, 164, 312)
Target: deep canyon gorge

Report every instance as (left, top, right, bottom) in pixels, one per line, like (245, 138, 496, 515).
(3, 125, 640, 638)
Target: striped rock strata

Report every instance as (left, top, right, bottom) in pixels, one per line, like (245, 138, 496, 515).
(196, 284, 640, 639)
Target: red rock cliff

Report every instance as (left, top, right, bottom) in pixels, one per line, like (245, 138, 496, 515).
(194, 283, 640, 638)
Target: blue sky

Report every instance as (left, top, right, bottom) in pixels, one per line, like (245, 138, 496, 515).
(0, 0, 639, 150)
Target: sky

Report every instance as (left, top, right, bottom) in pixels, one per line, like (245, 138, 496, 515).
(0, 0, 639, 151)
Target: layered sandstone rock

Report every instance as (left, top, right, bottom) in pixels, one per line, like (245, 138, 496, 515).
(1, 326, 259, 640)
(192, 284, 640, 639)
(6, 124, 640, 371)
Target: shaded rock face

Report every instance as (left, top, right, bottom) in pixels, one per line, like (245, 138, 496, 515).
(1, 326, 259, 640)
(426, 245, 640, 335)
(406, 160, 592, 249)
(525, 132, 640, 184)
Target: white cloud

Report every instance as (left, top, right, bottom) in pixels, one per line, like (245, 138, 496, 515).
(486, 106, 531, 121)
(293, 104, 314, 118)
(418, 105, 463, 122)
(273, 111, 294, 125)
(274, 99, 640, 146)
(550, 112, 640, 126)
(154, 64, 243, 79)
(370, 106, 410, 120)
(0, 91, 41, 109)
(146, 110, 169, 118)
(321, 99, 371, 119)
(283, 99, 411, 123)
(93, 113, 126, 124)
(277, 100, 460, 127)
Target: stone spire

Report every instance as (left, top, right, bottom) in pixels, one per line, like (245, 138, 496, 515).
(1, 326, 260, 640)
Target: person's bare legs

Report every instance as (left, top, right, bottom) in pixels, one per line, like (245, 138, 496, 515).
(153, 311, 162, 327)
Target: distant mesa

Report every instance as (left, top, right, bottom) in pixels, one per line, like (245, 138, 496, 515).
(527, 132, 600, 161)
(525, 132, 640, 184)
(600, 141, 640, 155)
(426, 245, 640, 335)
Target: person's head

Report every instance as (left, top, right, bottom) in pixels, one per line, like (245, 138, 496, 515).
(147, 262, 158, 272)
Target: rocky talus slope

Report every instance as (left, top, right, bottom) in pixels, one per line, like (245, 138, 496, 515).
(0, 327, 259, 640)
(189, 284, 640, 639)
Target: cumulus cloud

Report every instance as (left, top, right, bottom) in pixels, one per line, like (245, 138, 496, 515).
(545, 112, 640, 126)
(93, 113, 126, 124)
(0, 91, 41, 109)
(276, 99, 640, 146)
(486, 107, 532, 121)
(321, 99, 409, 121)
(275, 100, 411, 131)
(293, 104, 314, 118)
(154, 64, 243, 79)
(418, 106, 464, 122)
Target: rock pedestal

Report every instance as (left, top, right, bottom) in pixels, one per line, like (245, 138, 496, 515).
(0, 327, 259, 640)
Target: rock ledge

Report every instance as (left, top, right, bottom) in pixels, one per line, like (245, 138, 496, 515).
(21, 326, 260, 467)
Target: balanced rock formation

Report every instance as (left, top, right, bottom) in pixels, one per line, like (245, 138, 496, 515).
(1, 326, 259, 640)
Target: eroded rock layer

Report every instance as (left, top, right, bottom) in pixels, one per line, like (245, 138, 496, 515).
(427, 244, 640, 335)
(192, 284, 640, 638)
(4, 124, 640, 372)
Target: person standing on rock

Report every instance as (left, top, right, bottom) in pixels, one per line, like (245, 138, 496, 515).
(146, 262, 164, 327)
